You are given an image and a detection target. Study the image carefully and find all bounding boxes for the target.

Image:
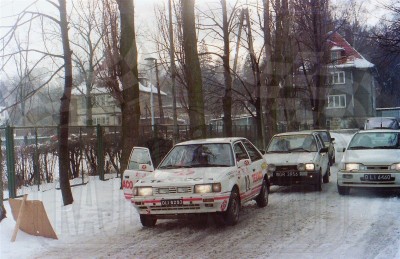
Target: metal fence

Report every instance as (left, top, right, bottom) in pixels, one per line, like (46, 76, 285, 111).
(1, 123, 260, 200)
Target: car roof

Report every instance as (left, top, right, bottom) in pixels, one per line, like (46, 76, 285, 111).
(357, 129, 400, 133)
(273, 131, 316, 137)
(176, 137, 247, 146)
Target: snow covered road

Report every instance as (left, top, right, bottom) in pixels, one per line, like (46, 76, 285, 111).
(2, 131, 400, 258)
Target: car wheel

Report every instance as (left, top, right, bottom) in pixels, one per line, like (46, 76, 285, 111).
(323, 167, 330, 183)
(223, 188, 240, 226)
(337, 185, 350, 195)
(315, 170, 322, 192)
(255, 180, 269, 208)
(140, 214, 157, 227)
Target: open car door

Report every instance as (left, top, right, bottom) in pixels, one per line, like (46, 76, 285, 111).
(123, 147, 154, 200)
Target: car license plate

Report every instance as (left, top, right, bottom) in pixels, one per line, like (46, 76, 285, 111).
(276, 171, 299, 177)
(161, 199, 183, 206)
(363, 174, 392, 181)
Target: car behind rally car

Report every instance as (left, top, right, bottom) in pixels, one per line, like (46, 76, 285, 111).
(337, 129, 400, 195)
(129, 137, 269, 227)
(264, 131, 330, 191)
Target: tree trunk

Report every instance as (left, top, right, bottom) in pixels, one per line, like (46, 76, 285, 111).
(58, 0, 74, 206)
(181, 0, 206, 139)
(263, 0, 278, 141)
(116, 0, 140, 173)
(221, 0, 233, 137)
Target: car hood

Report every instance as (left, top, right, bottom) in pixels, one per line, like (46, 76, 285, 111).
(135, 167, 234, 186)
(342, 149, 400, 165)
(264, 152, 317, 165)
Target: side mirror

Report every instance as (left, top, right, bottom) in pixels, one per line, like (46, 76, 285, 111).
(139, 163, 154, 172)
(320, 147, 329, 153)
(342, 148, 346, 152)
(237, 159, 251, 168)
(331, 138, 335, 143)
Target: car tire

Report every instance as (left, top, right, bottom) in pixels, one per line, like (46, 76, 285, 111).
(315, 170, 322, 192)
(337, 185, 350, 195)
(255, 180, 269, 208)
(323, 167, 330, 183)
(140, 214, 157, 227)
(223, 188, 240, 226)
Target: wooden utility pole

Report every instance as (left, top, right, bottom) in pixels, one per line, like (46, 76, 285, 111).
(169, 0, 178, 142)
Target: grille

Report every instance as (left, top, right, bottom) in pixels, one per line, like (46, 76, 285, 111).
(276, 165, 298, 172)
(154, 186, 193, 195)
(365, 166, 390, 170)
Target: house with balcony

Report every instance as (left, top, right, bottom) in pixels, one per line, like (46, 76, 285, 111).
(324, 32, 377, 128)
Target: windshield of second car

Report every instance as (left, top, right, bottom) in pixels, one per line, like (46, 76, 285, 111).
(348, 132, 400, 150)
(158, 143, 235, 169)
(267, 134, 317, 153)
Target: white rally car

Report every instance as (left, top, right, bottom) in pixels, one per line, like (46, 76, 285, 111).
(122, 147, 155, 200)
(337, 129, 400, 195)
(130, 137, 269, 227)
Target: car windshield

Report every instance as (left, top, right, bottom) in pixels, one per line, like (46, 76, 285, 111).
(158, 143, 234, 169)
(348, 132, 400, 150)
(267, 134, 317, 153)
(364, 118, 399, 129)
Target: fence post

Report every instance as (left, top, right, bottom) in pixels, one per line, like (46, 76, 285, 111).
(34, 128, 40, 190)
(5, 126, 16, 198)
(97, 125, 105, 181)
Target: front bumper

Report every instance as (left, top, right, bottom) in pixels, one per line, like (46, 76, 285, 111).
(269, 171, 320, 186)
(337, 170, 400, 188)
(132, 193, 231, 216)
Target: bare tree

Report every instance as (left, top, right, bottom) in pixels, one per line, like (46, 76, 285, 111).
(0, 0, 74, 205)
(293, 0, 332, 128)
(70, 0, 105, 126)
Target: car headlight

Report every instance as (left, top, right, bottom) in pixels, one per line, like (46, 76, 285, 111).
(297, 163, 305, 171)
(194, 183, 221, 193)
(345, 163, 363, 172)
(267, 164, 276, 172)
(305, 163, 315, 171)
(390, 163, 400, 171)
(134, 187, 153, 196)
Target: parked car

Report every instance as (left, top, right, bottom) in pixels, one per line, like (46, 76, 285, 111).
(264, 131, 330, 191)
(131, 137, 269, 227)
(364, 117, 399, 130)
(312, 129, 336, 165)
(337, 129, 400, 195)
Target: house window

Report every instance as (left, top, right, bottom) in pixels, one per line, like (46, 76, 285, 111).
(331, 51, 341, 65)
(330, 71, 345, 84)
(327, 95, 346, 108)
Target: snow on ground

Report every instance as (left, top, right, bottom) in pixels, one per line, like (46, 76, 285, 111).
(1, 131, 400, 258)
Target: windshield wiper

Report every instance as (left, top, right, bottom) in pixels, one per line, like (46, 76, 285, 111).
(159, 165, 193, 169)
(373, 146, 396, 149)
(267, 150, 290, 153)
(289, 147, 310, 152)
(348, 146, 371, 150)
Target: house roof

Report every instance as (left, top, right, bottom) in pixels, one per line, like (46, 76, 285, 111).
(72, 80, 167, 96)
(327, 31, 374, 69)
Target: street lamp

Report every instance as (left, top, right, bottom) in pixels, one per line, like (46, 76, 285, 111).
(145, 57, 164, 127)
